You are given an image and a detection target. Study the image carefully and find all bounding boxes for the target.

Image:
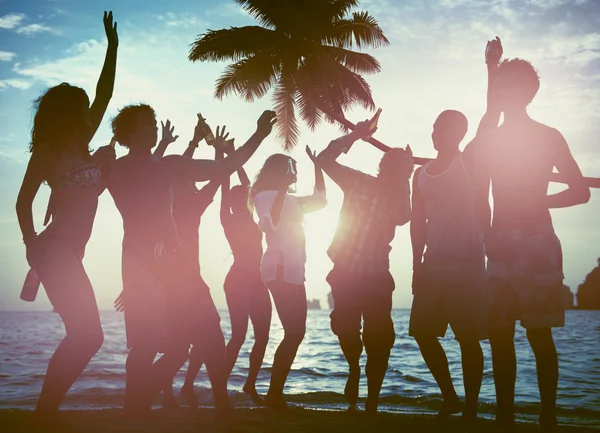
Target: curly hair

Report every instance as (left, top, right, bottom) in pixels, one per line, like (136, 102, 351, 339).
(30, 83, 91, 156)
(498, 58, 540, 105)
(111, 104, 155, 148)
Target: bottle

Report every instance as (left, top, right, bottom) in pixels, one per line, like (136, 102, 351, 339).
(368, 108, 382, 135)
(21, 268, 41, 302)
(286, 158, 297, 193)
(197, 113, 215, 145)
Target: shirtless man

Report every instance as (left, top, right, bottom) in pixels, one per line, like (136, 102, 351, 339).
(107, 104, 275, 418)
(474, 57, 590, 431)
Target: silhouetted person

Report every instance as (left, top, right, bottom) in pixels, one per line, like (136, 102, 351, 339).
(15, 11, 118, 429)
(215, 139, 272, 404)
(251, 147, 327, 411)
(317, 122, 412, 415)
(107, 104, 275, 419)
(473, 55, 590, 431)
(155, 116, 225, 409)
(409, 38, 503, 423)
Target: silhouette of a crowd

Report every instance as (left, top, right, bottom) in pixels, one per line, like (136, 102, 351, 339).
(15, 11, 593, 433)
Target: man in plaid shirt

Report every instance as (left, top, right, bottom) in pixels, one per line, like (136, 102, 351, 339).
(317, 120, 413, 415)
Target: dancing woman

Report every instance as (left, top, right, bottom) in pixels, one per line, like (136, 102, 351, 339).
(15, 11, 118, 426)
(251, 147, 327, 410)
(216, 138, 272, 404)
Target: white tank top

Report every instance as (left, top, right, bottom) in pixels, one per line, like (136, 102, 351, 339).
(417, 153, 484, 264)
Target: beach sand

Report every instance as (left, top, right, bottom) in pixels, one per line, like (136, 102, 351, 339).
(2, 408, 598, 433)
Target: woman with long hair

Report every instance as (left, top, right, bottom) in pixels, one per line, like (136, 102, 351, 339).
(212, 139, 272, 404)
(15, 11, 118, 426)
(250, 147, 326, 410)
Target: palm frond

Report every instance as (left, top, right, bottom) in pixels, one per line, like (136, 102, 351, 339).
(296, 90, 323, 131)
(234, 0, 286, 29)
(272, 78, 300, 150)
(325, 11, 389, 49)
(321, 46, 381, 74)
(215, 52, 280, 101)
(189, 26, 280, 62)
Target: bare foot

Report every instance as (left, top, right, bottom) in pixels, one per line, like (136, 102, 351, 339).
(437, 398, 464, 418)
(243, 384, 266, 406)
(161, 391, 180, 411)
(180, 385, 198, 409)
(264, 393, 290, 412)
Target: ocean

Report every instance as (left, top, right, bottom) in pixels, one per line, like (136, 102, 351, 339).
(1, 309, 599, 427)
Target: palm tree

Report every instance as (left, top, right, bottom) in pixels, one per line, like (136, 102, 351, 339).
(189, 0, 388, 150)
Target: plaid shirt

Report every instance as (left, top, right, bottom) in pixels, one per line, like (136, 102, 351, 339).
(321, 139, 411, 274)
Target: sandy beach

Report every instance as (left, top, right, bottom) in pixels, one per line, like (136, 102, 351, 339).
(2, 407, 599, 433)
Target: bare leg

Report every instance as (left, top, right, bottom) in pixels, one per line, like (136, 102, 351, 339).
(181, 345, 203, 408)
(148, 344, 189, 410)
(527, 328, 558, 432)
(224, 287, 250, 377)
(125, 344, 158, 418)
(243, 285, 272, 403)
(265, 282, 307, 411)
(458, 339, 484, 419)
(161, 349, 189, 410)
(415, 336, 462, 416)
(35, 245, 104, 418)
(489, 325, 517, 430)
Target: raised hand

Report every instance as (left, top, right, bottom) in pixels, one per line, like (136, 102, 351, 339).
(161, 119, 179, 145)
(351, 119, 374, 140)
(103, 11, 118, 48)
(305, 145, 318, 165)
(192, 113, 212, 144)
(485, 36, 503, 65)
(213, 125, 231, 151)
(256, 110, 277, 137)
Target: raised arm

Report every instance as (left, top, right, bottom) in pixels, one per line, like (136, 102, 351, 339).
(164, 110, 275, 182)
(296, 146, 327, 213)
(16, 152, 47, 266)
(476, 37, 503, 136)
(88, 11, 118, 142)
(316, 120, 372, 189)
(197, 146, 224, 215)
(153, 119, 179, 159)
(410, 167, 427, 293)
(545, 130, 591, 208)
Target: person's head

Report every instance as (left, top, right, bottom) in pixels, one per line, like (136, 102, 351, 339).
(30, 83, 92, 156)
(250, 154, 297, 205)
(229, 185, 251, 215)
(111, 104, 157, 150)
(494, 58, 540, 111)
(431, 110, 468, 152)
(377, 147, 414, 187)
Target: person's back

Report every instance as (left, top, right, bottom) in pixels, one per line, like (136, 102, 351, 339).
(109, 154, 179, 250)
(418, 153, 483, 264)
(487, 120, 562, 230)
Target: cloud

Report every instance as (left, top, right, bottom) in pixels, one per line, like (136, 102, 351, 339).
(0, 51, 16, 62)
(15, 23, 52, 35)
(0, 13, 26, 29)
(0, 78, 32, 90)
(156, 12, 209, 29)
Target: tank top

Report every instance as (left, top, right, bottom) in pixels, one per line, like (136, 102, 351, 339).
(417, 154, 484, 264)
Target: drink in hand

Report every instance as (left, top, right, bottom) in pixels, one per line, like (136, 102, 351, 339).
(21, 268, 41, 302)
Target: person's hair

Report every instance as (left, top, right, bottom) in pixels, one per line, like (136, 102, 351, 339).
(249, 153, 295, 208)
(436, 109, 469, 145)
(30, 83, 91, 156)
(229, 184, 252, 214)
(498, 58, 540, 105)
(111, 104, 155, 148)
(378, 147, 414, 181)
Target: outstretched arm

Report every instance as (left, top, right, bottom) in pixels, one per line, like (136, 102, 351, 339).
(164, 111, 276, 182)
(88, 11, 118, 142)
(197, 147, 224, 215)
(297, 146, 327, 213)
(153, 120, 180, 158)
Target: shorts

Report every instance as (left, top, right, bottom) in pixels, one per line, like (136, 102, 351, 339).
(409, 259, 487, 342)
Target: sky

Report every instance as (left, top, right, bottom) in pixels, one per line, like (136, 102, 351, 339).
(0, 0, 599, 311)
